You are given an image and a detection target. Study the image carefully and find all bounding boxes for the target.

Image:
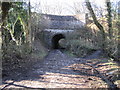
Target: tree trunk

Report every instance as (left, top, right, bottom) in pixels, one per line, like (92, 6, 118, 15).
(85, 0, 106, 51)
(106, 0, 113, 40)
(1, 2, 11, 59)
(25, 1, 32, 53)
(27, 1, 32, 52)
(106, 0, 114, 56)
(0, 1, 2, 84)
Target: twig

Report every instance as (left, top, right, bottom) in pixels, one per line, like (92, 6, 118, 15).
(79, 60, 118, 89)
(1, 82, 46, 90)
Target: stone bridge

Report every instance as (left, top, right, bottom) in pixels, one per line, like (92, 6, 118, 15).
(43, 29, 74, 49)
(40, 14, 87, 49)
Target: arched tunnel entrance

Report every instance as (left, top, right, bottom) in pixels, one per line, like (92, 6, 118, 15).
(52, 34, 65, 49)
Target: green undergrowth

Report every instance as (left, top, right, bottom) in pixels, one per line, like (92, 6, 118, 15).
(61, 39, 97, 58)
(63, 50, 77, 57)
(2, 40, 48, 75)
(31, 39, 49, 60)
(59, 29, 99, 58)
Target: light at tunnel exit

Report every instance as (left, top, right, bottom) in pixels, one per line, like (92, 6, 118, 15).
(52, 34, 65, 49)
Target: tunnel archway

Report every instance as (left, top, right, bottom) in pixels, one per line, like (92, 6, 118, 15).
(52, 34, 65, 49)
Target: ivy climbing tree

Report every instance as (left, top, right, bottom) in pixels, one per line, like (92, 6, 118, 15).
(1, 1, 32, 73)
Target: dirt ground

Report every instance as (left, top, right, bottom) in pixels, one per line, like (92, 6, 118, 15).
(0, 50, 120, 89)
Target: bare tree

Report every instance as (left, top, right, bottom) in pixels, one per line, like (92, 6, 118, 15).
(73, 2, 86, 14)
(85, 0, 106, 51)
(65, 2, 87, 15)
(42, 5, 51, 14)
(55, 2, 63, 15)
(41, 1, 63, 15)
(31, 1, 42, 13)
(91, 3, 105, 17)
(106, 0, 120, 60)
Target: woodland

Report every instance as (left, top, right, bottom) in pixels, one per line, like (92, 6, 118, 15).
(0, 0, 120, 89)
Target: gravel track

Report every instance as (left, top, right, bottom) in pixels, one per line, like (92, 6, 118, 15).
(1, 50, 116, 89)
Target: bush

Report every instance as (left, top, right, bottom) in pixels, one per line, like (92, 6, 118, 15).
(61, 30, 98, 57)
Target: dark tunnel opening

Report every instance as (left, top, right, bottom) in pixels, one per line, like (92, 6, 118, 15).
(52, 34, 65, 49)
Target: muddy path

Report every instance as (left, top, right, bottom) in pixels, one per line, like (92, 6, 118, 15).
(1, 50, 118, 89)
